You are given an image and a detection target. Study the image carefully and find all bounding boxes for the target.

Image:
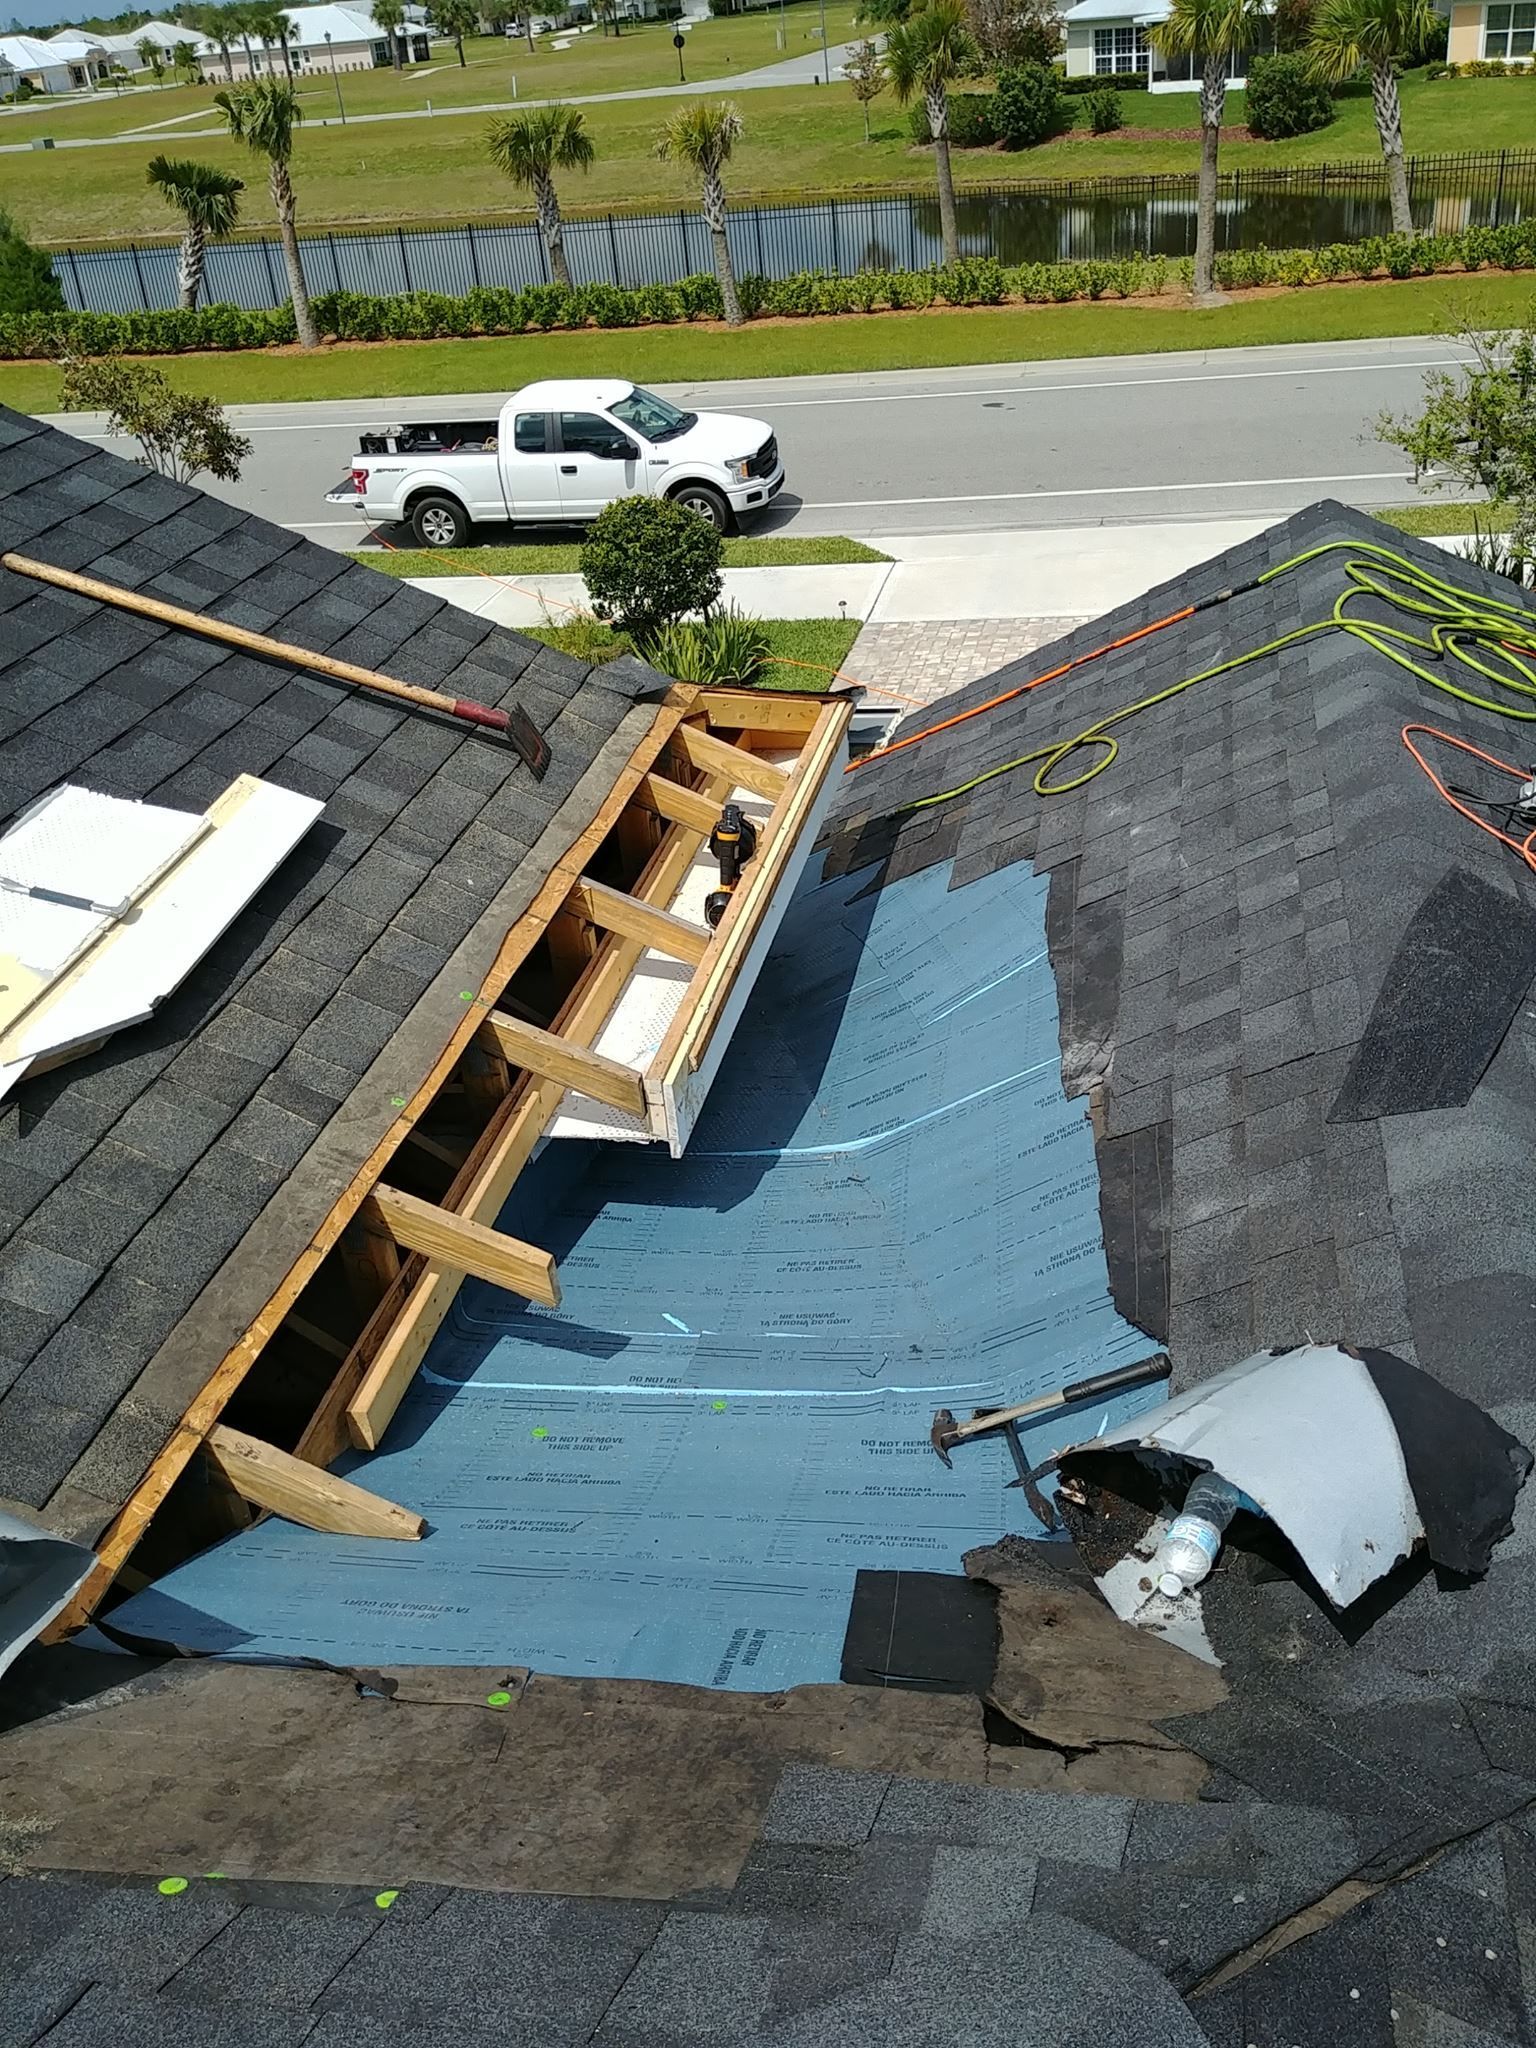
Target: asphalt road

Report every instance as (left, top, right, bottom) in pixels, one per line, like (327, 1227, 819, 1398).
(47, 334, 1463, 545)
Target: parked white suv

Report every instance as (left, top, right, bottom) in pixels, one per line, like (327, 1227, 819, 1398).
(326, 378, 786, 547)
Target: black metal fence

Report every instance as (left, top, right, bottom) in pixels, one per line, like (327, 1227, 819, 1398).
(52, 147, 1536, 315)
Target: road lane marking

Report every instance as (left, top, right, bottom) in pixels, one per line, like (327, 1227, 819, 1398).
(800, 470, 1411, 509)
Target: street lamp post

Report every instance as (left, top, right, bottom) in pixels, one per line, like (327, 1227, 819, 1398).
(817, 0, 827, 81)
(324, 30, 345, 120)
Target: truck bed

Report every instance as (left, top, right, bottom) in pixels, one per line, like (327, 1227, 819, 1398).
(357, 420, 500, 455)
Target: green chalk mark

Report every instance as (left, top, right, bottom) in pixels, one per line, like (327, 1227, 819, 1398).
(157, 1877, 189, 1896)
(375, 1890, 400, 1910)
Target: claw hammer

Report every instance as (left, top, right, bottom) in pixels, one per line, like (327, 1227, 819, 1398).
(928, 1352, 1171, 1468)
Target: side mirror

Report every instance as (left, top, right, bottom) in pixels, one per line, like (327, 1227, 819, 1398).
(602, 437, 637, 460)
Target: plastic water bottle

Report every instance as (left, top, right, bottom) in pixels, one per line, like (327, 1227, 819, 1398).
(1153, 1472, 1251, 1598)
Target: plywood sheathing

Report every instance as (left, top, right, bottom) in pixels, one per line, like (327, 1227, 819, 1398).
(0, 1654, 988, 1898)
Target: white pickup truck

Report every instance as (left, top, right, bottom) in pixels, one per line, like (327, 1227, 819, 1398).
(325, 377, 785, 548)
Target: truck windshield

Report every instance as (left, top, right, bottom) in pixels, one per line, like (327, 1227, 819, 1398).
(609, 386, 695, 443)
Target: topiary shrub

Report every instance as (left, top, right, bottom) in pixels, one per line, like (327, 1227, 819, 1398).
(1243, 53, 1335, 139)
(0, 210, 63, 317)
(994, 63, 1069, 149)
(1086, 86, 1122, 132)
(580, 495, 723, 642)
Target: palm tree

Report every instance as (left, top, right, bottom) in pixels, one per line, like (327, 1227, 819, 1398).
(223, 2, 261, 75)
(214, 79, 318, 347)
(189, 3, 235, 79)
(246, 2, 291, 73)
(135, 33, 159, 73)
(270, 6, 296, 75)
(373, 0, 406, 69)
(654, 100, 746, 328)
(1308, 0, 1434, 235)
(171, 38, 202, 83)
(147, 154, 243, 307)
(884, 0, 976, 267)
(1149, 0, 1265, 304)
(433, 0, 478, 65)
(486, 104, 595, 288)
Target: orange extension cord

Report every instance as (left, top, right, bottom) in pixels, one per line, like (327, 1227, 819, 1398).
(841, 602, 1201, 775)
(1401, 722, 1536, 876)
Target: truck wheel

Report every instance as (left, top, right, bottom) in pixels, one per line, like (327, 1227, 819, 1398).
(669, 483, 734, 535)
(409, 494, 470, 549)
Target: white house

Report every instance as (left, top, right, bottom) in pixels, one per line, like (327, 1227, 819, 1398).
(194, 2, 431, 77)
(1061, 0, 1272, 87)
(91, 20, 194, 67)
(0, 31, 108, 90)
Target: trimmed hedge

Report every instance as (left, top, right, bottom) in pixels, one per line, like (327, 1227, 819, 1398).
(1427, 57, 1535, 75)
(7, 222, 1536, 360)
(1059, 70, 1149, 93)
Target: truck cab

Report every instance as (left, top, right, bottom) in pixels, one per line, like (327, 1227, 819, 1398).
(327, 378, 785, 548)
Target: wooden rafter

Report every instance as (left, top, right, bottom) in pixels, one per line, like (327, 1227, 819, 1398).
(365, 1185, 560, 1308)
(676, 722, 790, 801)
(205, 1425, 424, 1541)
(566, 877, 711, 967)
(479, 1010, 646, 1117)
(632, 770, 726, 836)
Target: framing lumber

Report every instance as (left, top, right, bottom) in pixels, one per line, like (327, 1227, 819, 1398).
(204, 1425, 424, 1540)
(567, 877, 711, 967)
(339, 1206, 402, 1314)
(669, 699, 853, 1080)
(479, 1010, 645, 1116)
(47, 692, 697, 1636)
(367, 1185, 561, 1308)
(700, 688, 826, 735)
(633, 771, 723, 836)
(676, 722, 790, 801)
(286, 1314, 350, 1362)
(343, 767, 737, 1454)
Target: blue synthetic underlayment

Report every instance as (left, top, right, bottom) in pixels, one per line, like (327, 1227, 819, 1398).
(112, 853, 1164, 1690)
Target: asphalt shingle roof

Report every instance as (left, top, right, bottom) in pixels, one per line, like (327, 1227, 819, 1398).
(824, 500, 1536, 1399)
(7, 499, 1536, 2047)
(0, 404, 659, 1540)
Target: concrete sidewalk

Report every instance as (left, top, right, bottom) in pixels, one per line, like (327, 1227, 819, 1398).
(411, 519, 1477, 714)
(406, 520, 1286, 630)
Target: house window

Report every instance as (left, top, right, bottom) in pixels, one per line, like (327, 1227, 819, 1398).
(1093, 25, 1151, 74)
(1484, 2, 1535, 55)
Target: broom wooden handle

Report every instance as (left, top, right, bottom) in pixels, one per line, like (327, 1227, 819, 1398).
(3, 551, 549, 776)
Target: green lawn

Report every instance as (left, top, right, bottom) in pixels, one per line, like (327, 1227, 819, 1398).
(528, 614, 861, 687)
(1373, 501, 1511, 535)
(6, 70, 1528, 248)
(0, 7, 855, 149)
(358, 534, 889, 576)
(6, 272, 1532, 413)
